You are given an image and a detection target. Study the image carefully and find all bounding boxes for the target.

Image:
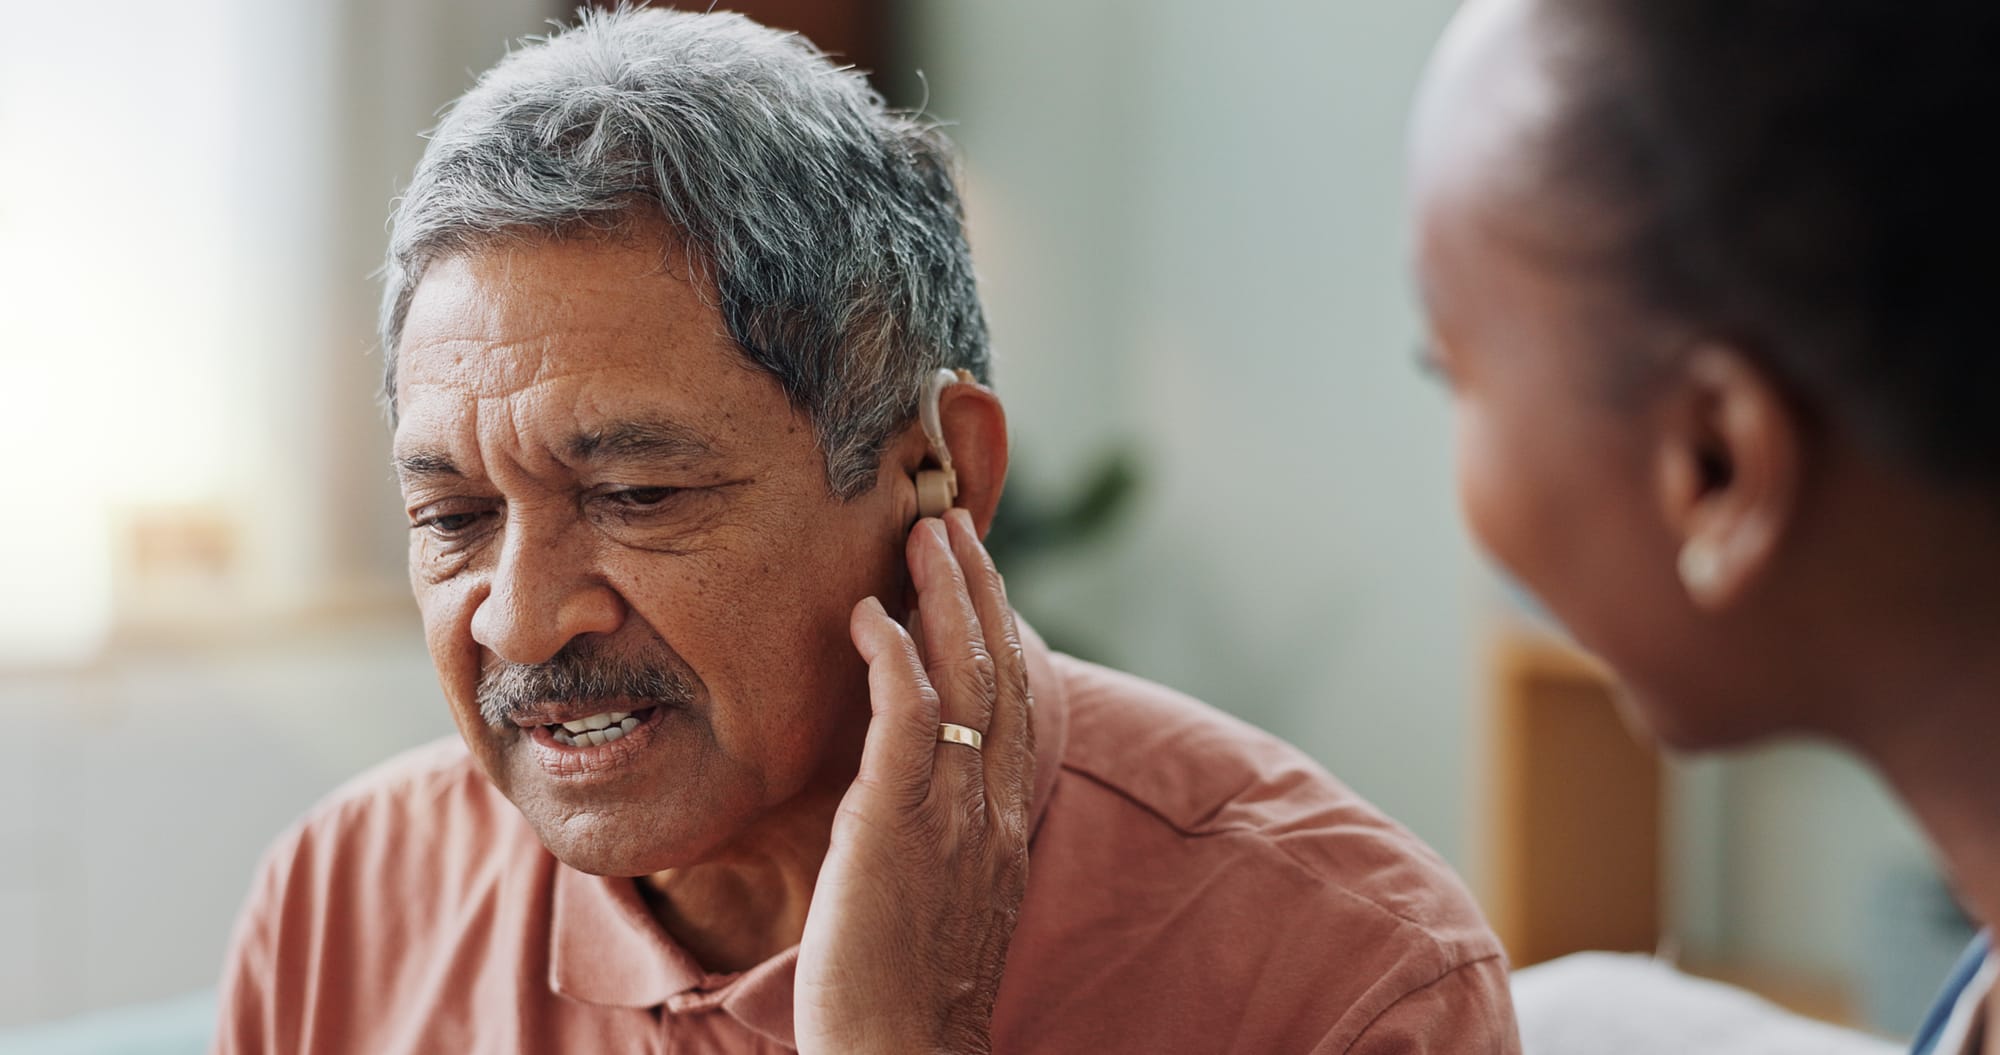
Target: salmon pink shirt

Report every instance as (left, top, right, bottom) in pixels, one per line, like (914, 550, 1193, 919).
(215, 627, 1518, 1053)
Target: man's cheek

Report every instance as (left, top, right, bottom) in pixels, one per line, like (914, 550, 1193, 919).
(415, 583, 484, 704)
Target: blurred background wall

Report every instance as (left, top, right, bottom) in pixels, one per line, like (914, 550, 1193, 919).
(0, 0, 551, 1026)
(920, 0, 1484, 877)
(0, 0, 1963, 1041)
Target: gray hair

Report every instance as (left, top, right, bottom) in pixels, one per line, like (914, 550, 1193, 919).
(379, 6, 990, 497)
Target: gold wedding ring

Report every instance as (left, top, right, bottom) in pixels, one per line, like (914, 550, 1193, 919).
(937, 722, 985, 751)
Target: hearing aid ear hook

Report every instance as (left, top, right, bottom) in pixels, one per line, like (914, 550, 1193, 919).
(915, 367, 975, 519)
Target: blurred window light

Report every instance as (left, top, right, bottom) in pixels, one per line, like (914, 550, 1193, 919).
(1, 0, 259, 663)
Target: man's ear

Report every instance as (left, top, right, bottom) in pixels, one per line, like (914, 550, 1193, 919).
(1653, 344, 1803, 610)
(881, 380, 1006, 622)
(928, 381, 1009, 537)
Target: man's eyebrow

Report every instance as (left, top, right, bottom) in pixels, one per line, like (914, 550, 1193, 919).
(394, 449, 462, 482)
(567, 418, 721, 463)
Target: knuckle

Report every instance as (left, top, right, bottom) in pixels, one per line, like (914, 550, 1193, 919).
(992, 809, 1028, 853)
(888, 714, 940, 769)
(994, 841, 1030, 898)
(954, 784, 990, 838)
(902, 687, 937, 722)
(999, 639, 1029, 689)
(954, 647, 999, 705)
(962, 819, 989, 856)
(911, 677, 944, 719)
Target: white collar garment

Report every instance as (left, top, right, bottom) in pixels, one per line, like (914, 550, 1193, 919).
(1929, 953, 1998, 1055)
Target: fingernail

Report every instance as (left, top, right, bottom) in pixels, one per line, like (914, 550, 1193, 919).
(924, 518, 949, 550)
(860, 595, 886, 618)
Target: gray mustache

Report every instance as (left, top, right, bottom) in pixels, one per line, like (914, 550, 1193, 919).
(477, 642, 698, 727)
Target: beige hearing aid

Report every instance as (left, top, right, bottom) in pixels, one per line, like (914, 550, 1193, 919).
(915, 367, 975, 518)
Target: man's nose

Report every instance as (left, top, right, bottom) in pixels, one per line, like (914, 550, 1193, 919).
(469, 521, 625, 665)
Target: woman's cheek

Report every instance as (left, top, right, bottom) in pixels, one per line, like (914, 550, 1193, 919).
(1453, 403, 1517, 573)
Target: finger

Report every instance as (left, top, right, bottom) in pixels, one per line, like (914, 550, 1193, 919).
(944, 509, 1036, 826)
(848, 595, 943, 799)
(905, 600, 926, 662)
(908, 516, 995, 796)
(911, 517, 997, 734)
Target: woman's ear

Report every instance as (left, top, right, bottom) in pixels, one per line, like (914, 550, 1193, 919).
(1654, 345, 1803, 609)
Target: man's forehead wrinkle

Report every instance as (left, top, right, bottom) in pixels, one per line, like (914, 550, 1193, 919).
(568, 418, 720, 464)
(433, 268, 697, 356)
(399, 337, 660, 414)
(396, 377, 738, 494)
(492, 389, 555, 479)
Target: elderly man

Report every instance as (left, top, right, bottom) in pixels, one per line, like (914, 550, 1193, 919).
(215, 9, 1516, 1053)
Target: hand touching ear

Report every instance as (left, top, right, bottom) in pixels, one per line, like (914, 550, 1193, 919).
(794, 509, 1035, 1055)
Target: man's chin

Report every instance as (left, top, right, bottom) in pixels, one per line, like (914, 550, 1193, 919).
(523, 803, 724, 877)
(462, 717, 743, 875)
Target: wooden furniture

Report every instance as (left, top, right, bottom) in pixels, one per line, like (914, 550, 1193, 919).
(1484, 627, 1664, 968)
(587, 0, 904, 101)
(1483, 624, 1862, 1026)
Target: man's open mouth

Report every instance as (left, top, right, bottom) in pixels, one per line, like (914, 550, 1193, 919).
(542, 706, 658, 748)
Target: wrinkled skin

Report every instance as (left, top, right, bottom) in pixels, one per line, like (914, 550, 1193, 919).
(799, 512, 1034, 1053)
(392, 222, 1031, 1050)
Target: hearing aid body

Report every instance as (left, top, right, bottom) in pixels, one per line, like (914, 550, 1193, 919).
(916, 367, 974, 518)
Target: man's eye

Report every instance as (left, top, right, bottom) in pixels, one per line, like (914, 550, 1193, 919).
(603, 487, 682, 510)
(412, 509, 489, 537)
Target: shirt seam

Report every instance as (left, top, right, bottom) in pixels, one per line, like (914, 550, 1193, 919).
(1343, 952, 1509, 1051)
(301, 741, 477, 836)
(1053, 762, 1493, 963)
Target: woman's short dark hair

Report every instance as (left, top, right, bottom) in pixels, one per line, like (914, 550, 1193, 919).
(1550, 0, 2000, 482)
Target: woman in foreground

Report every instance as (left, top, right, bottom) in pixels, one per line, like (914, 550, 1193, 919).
(1406, 0, 2000, 1050)
(804, 0, 2000, 1051)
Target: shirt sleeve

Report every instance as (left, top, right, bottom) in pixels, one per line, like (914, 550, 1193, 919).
(211, 829, 303, 1055)
(1342, 956, 1521, 1055)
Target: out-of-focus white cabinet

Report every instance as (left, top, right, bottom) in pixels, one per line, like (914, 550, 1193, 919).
(0, 619, 449, 1028)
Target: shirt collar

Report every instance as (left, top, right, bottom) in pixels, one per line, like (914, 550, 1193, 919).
(548, 866, 704, 1007)
(1914, 933, 1995, 1055)
(1018, 617, 1071, 837)
(547, 616, 1071, 1042)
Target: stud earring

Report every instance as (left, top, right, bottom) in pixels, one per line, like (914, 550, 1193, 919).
(1678, 541, 1722, 600)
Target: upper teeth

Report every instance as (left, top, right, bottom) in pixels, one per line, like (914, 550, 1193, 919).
(550, 710, 644, 748)
(561, 711, 629, 733)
